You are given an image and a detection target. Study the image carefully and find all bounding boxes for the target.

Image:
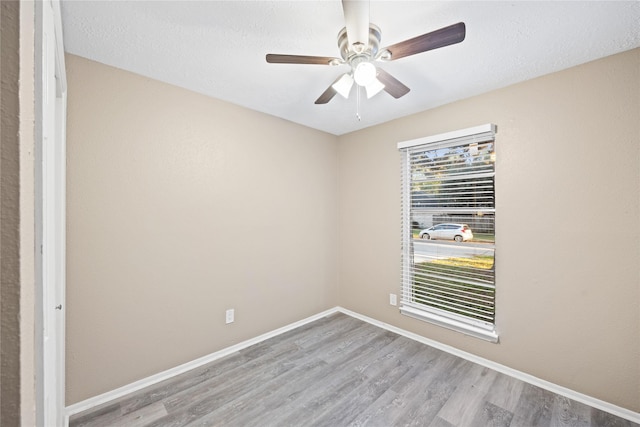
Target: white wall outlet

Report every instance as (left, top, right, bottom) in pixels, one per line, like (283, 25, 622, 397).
(389, 293, 397, 306)
(225, 308, 234, 324)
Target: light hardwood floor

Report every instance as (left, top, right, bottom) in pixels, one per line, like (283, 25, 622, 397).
(69, 313, 637, 427)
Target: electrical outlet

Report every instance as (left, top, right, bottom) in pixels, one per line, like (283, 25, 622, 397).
(225, 309, 234, 324)
(389, 293, 397, 306)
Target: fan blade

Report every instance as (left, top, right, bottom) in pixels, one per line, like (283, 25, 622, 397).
(376, 68, 410, 99)
(383, 22, 466, 61)
(342, 0, 369, 51)
(315, 74, 349, 104)
(266, 54, 339, 65)
(315, 87, 337, 105)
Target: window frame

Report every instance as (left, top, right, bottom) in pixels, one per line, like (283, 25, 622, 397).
(398, 124, 499, 343)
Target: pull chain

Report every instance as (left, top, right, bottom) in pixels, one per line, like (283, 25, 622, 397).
(356, 85, 362, 121)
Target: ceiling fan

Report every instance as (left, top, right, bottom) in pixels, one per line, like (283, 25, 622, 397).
(266, 0, 466, 105)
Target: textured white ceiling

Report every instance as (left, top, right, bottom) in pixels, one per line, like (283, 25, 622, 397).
(60, 1, 640, 135)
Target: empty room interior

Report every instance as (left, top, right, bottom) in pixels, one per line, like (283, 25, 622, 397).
(2, 1, 639, 426)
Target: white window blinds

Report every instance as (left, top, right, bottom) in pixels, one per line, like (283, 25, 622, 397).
(399, 124, 498, 342)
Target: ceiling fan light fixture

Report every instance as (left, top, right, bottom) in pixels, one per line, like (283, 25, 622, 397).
(332, 73, 354, 98)
(365, 77, 385, 98)
(266, 2, 467, 106)
(353, 61, 376, 86)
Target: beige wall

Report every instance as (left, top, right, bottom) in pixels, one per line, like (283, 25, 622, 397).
(65, 55, 338, 404)
(337, 48, 640, 411)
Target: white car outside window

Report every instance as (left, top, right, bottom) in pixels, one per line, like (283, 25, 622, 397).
(419, 223, 473, 242)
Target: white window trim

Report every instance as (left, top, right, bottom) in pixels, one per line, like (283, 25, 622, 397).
(400, 305, 499, 342)
(398, 124, 498, 343)
(398, 123, 496, 150)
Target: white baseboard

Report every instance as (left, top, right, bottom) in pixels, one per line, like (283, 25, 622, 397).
(337, 307, 640, 425)
(64, 307, 340, 424)
(65, 306, 640, 425)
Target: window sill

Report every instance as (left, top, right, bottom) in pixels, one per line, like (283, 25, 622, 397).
(400, 305, 499, 343)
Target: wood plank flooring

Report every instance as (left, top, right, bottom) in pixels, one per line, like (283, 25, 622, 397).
(69, 313, 638, 427)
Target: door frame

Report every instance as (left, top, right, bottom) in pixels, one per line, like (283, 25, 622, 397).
(37, 0, 67, 425)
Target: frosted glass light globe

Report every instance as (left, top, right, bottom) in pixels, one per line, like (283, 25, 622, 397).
(354, 62, 376, 86)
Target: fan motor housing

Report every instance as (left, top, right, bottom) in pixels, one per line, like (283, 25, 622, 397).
(337, 24, 381, 62)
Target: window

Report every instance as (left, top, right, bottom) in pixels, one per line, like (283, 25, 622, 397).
(399, 124, 498, 342)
